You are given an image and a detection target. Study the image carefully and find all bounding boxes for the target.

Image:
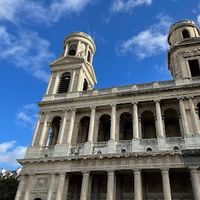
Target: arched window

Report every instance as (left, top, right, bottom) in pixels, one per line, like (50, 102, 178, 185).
(141, 111, 156, 139)
(77, 116, 90, 143)
(119, 112, 133, 140)
(34, 198, 42, 200)
(164, 108, 181, 137)
(98, 114, 111, 142)
(87, 51, 91, 63)
(47, 116, 61, 146)
(182, 29, 190, 39)
(58, 72, 71, 94)
(83, 79, 88, 91)
(68, 43, 77, 56)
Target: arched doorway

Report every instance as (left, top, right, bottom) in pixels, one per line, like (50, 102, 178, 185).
(77, 116, 90, 143)
(98, 114, 111, 142)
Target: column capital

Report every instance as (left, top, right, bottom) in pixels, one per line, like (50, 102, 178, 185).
(161, 168, 170, 173)
(154, 99, 161, 103)
(82, 171, 90, 176)
(69, 108, 76, 112)
(110, 103, 117, 107)
(131, 101, 138, 105)
(107, 170, 115, 174)
(189, 166, 199, 171)
(133, 169, 142, 173)
(90, 106, 96, 110)
(177, 97, 186, 100)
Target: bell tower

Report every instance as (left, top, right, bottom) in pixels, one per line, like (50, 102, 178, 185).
(45, 32, 97, 96)
(168, 20, 200, 80)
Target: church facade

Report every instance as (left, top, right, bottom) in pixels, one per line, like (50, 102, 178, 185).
(15, 20, 200, 200)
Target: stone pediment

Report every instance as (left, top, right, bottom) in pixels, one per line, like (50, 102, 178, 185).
(50, 56, 85, 67)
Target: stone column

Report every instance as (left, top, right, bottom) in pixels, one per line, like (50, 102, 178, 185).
(88, 107, 96, 142)
(46, 74, 53, 95)
(155, 100, 164, 137)
(23, 174, 35, 200)
(39, 114, 50, 147)
(134, 170, 142, 200)
(77, 68, 83, 91)
(189, 98, 200, 134)
(190, 168, 200, 200)
(31, 114, 41, 146)
(58, 110, 69, 144)
(161, 169, 172, 200)
(110, 104, 116, 141)
(47, 174, 56, 200)
(64, 43, 69, 56)
(53, 72, 60, 94)
(69, 69, 76, 92)
(80, 172, 90, 200)
(14, 175, 26, 200)
(179, 98, 189, 135)
(66, 109, 76, 145)
(106, 171, 115, 200)
(56, 173, 66, 200)
(133, 102, 139, 139)
(62, 174, 70, 200)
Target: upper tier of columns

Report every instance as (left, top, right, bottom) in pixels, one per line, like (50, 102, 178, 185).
(32, 97, 200, 147)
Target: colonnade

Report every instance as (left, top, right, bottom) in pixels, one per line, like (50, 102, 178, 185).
(32, 97, 200, 147)
(15, 167, 200, 200)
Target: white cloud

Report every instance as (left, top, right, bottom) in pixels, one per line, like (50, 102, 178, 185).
(0, 0, 93, 24)
(16, 104, 38, 128)
(111, 0, 153, 13)
(0, 141, 26, 168)
(120, 14, 172, 59)
(0, 26, 54, 81)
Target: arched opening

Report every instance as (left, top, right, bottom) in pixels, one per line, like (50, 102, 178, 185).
(182, 29, 190, 39)
(34, 198, 42, 200)
(98, 114, 111, 142)
(87, 51, 91, 63)
(83, 79, 88, 91)
(164, 108, 181, 137)
(119, 112, 133, 140)
(141, 111, 156, 139)
(77, 116, 90, 144)
(47, 116, 61, 146)
(197, 102, 200, 119)
(58, 72, 71, 94)
(68, 43, 77, 56)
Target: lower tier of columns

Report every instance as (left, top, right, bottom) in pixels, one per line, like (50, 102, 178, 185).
(15, 167, 200, 200)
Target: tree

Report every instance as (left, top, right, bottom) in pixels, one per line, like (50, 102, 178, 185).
(0, 176, 19, 200)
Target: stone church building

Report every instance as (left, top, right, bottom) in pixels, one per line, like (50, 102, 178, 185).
(15, 20, 200, 200)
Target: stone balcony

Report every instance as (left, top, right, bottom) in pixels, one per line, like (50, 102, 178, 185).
(42, 78, 200, 102)
(25, 135, 200, 159)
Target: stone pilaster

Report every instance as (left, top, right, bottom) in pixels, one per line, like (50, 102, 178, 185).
(106, 171, 115, 200)
(110, 104, 116, 141)
(23, 174, 36, 200)
(14, 175, 26, 200)
(52, 72, 60, 94)
(47, 174, 56, 200)
(31, 114, 41, 146)
(133, 102, 139, 139)
(134, 170, 142, 200)
(66, 109, 76, 145)
(190, 168, 200, 200)
(69, 69, 76, 92)
(46, 74, 53, 95)
(188, 98, 200, 134)
(58, 110, 69, 144)
(88, 106, 96, 142)
(161, 169, 172, 200)
(155, 100, 164, 137)
(80, 172, 90, 200)
(56, 173, 66, 200)
(39, 114, 50, 147)
(179, 98, 189, 135)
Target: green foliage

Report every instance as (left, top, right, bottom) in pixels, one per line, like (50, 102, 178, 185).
(0, 176, 19, 200)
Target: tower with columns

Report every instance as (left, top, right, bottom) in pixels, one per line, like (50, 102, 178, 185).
(16, 20, 200, 200)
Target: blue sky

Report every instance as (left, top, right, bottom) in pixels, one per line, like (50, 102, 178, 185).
(0, 0, 199, 169)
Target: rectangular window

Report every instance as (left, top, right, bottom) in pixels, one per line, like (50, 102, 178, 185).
(188, 59, 200, 77)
